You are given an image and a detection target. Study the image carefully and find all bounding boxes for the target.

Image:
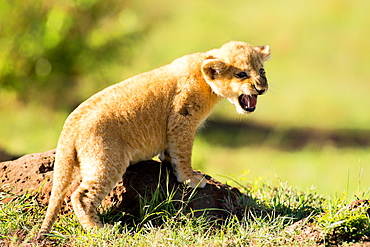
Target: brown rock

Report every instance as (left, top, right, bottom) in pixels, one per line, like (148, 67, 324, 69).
(0, 149, 248, 221)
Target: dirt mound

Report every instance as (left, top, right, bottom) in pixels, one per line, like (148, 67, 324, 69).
(0, 149, 247, 220)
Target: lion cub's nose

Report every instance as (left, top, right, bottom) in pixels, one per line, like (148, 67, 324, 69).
(254, 87, 266, 95)
(253, 84, 267, 95)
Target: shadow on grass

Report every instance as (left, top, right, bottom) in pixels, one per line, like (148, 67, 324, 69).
(198, 119, 370, 150)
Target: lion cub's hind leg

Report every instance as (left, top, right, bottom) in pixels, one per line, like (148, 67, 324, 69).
(71, 156, 129, 230)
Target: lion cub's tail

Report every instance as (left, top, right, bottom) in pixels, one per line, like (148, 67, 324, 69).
(38, 146, 77, 237)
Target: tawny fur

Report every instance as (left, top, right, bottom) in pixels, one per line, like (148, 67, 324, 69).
(39, 41, 270, 236)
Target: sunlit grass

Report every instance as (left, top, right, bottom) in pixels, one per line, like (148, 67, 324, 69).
(1, 176, 368, 246)
(193, 136, 370, 199)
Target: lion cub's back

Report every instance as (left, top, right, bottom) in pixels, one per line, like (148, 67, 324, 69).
(59, 65, 181, 160)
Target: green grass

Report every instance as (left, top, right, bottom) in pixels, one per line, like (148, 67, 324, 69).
(0, 90, 67, 154)
(1, 179, 368, 246)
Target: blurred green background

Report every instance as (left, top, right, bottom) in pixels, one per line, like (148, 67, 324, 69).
(1, 0, 369, 198)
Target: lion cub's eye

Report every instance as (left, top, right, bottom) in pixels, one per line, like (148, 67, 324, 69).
(259, 68, 266, 76)
(235, 72, 249, 79)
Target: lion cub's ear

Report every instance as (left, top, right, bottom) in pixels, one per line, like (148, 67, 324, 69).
(254, 45, 271, 61)
(201, 58, 230, 80)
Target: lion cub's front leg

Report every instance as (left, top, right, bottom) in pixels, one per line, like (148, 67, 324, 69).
(161, 113, 206, 188)
(160, 148, 206, 188)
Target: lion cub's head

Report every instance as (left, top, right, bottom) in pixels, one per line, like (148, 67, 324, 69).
(202, 41, 270, 114)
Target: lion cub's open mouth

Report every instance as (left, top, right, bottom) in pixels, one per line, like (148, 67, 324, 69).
(238, 94, 257, 112)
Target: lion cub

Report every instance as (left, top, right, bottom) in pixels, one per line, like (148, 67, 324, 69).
(39, 41, 270, 235)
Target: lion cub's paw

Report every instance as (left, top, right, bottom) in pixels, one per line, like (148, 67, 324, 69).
(184, 172, 207, 188)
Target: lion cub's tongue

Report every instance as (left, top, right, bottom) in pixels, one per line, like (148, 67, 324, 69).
(239, 94, 257, 112)
(248, 95, 257, 108)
